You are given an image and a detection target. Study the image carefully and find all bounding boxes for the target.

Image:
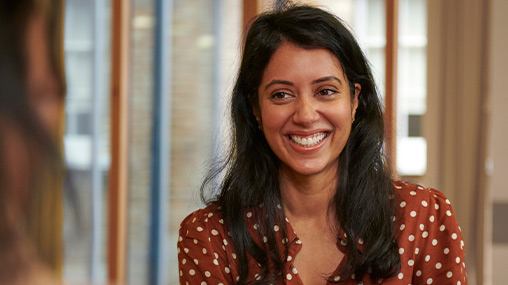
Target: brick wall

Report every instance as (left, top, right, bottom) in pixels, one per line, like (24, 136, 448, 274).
(127, 0, 237, 283)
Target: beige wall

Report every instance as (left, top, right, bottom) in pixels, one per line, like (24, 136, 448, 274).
(488, 0, 508, 202)
(488, 0, 508, 284)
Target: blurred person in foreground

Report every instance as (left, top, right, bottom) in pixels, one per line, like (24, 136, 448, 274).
(178, 3, 467, 284)
(0, 0, 66, 284)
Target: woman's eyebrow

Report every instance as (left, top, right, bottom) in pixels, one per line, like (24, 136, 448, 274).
(312, 76, 342, 85)
(264, 79, 294, 90)
(264, 76, 342, 90)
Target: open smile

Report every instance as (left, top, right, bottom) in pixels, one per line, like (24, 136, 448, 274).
(288, 132, 328, 147)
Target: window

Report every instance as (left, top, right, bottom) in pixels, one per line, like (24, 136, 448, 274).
(63, 0, 111, 283)
(125, 1, 242, 284)
(396, 0, 427, 175)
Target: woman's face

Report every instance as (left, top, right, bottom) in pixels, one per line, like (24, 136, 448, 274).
(256, 42, 360, 178)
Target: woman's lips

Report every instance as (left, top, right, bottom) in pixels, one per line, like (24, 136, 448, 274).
(288, 131, 328, 147)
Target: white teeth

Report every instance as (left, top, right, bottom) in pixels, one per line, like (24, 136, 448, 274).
(290, 132, 327, 147)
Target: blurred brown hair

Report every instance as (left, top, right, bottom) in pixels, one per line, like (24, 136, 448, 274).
(0, 0, 66, 280)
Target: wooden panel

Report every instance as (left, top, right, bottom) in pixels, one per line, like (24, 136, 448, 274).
(108, 0, 130, 283)
(385, 0, 398, 170)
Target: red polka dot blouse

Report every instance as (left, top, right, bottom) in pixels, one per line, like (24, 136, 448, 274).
(178, 181, 467, 284)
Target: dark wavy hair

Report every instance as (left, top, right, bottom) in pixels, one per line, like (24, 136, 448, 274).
(201, 4, 400, 284)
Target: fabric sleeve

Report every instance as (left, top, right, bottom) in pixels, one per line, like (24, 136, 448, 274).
(412, 189, 467, 285)
(177, 209, 236, 285)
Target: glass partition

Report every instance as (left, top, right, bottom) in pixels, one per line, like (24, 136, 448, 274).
(62, 0, 111, 283)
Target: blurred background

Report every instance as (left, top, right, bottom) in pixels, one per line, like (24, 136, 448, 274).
(59, 0, 507, 284)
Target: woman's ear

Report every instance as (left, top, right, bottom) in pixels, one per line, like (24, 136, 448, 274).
(352, 83, 361, 121)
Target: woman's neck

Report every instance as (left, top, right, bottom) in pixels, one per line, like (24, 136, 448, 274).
(279, 166, 338, 221)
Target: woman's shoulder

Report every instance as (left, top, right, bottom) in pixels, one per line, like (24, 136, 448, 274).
(391, 181, 467, 284)
(177, 204, 240, 284)
(179, 203, 228, 241)
(392, 180, 461, 230)
(180, 203, 223, 226)
(392, 180, 463, 244)
(392, 180, 453, 211)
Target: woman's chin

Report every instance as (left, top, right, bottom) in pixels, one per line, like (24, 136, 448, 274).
(280, 160, 338, 178)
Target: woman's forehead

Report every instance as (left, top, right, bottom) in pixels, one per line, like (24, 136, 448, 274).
(260, 42, 346, 84)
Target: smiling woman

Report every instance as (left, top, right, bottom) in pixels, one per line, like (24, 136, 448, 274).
(256, 43, 359, 179)
(177, 3, 467, 284)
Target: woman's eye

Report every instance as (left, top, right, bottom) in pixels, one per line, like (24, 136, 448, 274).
(271, 92, 290, 99)
(317, 89, 338, 96)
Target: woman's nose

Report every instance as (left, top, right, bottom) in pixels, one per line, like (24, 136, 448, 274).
(292, 96, 319, 126)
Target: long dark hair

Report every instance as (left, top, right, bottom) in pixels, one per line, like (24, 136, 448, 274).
(201, 4, 400, 283)
(0, 0, 66, 279)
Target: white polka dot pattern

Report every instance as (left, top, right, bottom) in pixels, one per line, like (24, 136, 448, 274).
(177, 181, 467, 284)
(392, 181, 467, 285)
